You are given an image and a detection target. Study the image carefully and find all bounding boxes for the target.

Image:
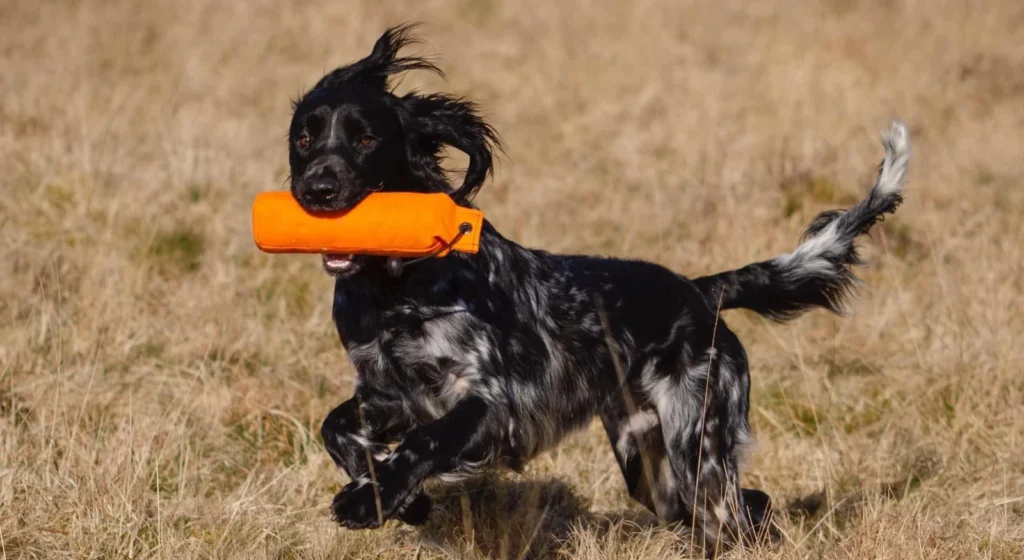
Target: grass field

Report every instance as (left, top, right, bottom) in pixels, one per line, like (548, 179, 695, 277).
(2, 0, 1023, 558)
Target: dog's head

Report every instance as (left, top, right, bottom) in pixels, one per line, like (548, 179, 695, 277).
(289, 24, 499, 215)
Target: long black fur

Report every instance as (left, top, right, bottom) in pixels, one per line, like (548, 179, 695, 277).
(289, 26, 911, 555)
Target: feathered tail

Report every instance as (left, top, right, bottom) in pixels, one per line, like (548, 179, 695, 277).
(693, 120, 911, 321)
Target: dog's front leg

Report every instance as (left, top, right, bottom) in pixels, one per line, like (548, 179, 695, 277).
(321, 392, 432, 525)
(331, 395, 496, 529)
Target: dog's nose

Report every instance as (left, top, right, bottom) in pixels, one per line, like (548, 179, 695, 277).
(305, 177, 341, 205)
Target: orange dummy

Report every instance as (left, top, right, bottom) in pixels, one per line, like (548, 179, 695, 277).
(252, 192, 484, 258)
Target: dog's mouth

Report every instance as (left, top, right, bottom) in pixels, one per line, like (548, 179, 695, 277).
(322, 253, 362, 278)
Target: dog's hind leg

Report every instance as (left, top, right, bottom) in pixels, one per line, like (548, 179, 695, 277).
(600, 394, 690, 523)
(647, 331, 766, 555)
(321, 394, 432, 525)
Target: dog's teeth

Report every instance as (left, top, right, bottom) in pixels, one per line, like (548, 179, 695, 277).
(322, 254, 355, 273)
(335, 259, 352, 270)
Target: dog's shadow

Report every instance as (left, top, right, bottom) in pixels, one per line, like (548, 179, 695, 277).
(413, 475, 664, 559)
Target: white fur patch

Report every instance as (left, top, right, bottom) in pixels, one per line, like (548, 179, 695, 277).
(773, 219, 842, 273)
(876, 119, 911, 196)
(616, 409, 661, 457)
(350, 433, 372, 448)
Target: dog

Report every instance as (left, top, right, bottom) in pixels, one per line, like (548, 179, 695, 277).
(289, 25, 910, 553)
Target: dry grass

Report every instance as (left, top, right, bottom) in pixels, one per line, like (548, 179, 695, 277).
(2, 0, 1023, 558)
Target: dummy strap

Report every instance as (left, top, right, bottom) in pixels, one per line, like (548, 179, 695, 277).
(385, 222, 475, 277)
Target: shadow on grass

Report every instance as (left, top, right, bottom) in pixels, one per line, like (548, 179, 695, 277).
(785, 454, 942, 531)
(415, 475, 665, 559)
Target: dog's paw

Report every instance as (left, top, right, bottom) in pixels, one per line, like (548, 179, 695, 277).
(741, 488, 779, 544)
(397, 492, 432, 526)
(332, 479, 387, 529)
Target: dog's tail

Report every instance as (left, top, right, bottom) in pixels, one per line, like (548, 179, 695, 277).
(692, 120, 910, 321)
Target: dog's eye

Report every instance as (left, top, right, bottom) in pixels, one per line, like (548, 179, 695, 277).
(297, 135, 311, 149)
(359, 135, 375, 146)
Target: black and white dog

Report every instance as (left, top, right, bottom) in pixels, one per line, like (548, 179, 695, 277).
(290, 25, 910, 552)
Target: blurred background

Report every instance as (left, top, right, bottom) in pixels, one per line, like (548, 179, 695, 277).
(1, 0, 1022, 558)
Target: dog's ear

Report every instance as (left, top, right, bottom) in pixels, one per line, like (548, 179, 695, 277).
(309, 24, 441, 93)
(402, 93, 500, 202)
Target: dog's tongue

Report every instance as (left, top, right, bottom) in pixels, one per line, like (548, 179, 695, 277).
(322, 253, 355, 274)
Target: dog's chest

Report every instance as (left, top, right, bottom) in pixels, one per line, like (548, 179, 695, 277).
(342, 302, 495, 421)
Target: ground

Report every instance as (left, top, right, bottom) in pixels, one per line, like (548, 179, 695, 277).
(1, 0, 1023, 558)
